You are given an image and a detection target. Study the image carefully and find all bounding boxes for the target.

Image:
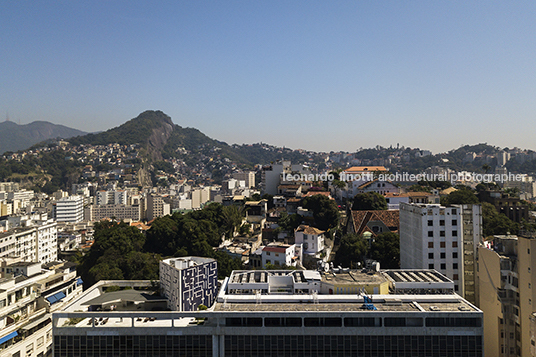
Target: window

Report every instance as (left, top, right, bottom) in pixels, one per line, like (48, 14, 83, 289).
(452, 252, 458, 259)
(452, 241, 458, 248)
(428, 253, 434, 259)
(440, 220, 445, 226)
(428, 220, 433, 226)
(452, 219, 457, 226)
(428, 264, 434, 269)
(440, 263, 446, 270)
(428, 242, 434, 248)
(440, 231, 445, 237)
(440, 252, 446, 259)
(440, 242, 446, 248)
(453, 274, 459, 280)
(266, 252, 270, 256)
(452, 230, 458, 237)
(428, 231, 434, 237)
(453, 263, 458, 270)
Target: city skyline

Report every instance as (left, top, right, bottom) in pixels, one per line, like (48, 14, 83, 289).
(1, 1, 535, 153)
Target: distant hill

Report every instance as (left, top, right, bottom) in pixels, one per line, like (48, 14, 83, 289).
(0, 120, 87, 154)
(68, 110, 311, 166)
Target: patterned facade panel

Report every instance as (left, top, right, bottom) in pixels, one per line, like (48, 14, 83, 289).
(180, 261, 218, 311)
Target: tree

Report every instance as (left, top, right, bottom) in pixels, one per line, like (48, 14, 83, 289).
(352, 192, 388, 211)
(302, 195, 340, 231)
(368, 232, 400, 269)
(334, 234, 367, 268)
(482, 202, 518, 237)
(440, 187, 479, 205)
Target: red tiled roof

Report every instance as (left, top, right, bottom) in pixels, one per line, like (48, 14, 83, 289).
(296, 225, 325, 235)
(350, 210, 400, 236)
(303, 191, 332, 199)
(263, 246, 289, 253)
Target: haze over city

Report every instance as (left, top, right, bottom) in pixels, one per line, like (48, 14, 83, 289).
(1, 1, 535, 153)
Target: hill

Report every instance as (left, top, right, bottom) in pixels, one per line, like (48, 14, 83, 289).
(0, 121, 87, 154)
(68, 110, 311, 166)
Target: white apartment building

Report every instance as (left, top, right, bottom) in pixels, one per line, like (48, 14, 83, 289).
(295, 225, 325, 255)
(159, 257, 218, 312)
(261, 244, 301, 267)
(399, 203, 481, 303)
(0, 261, 83, 357)
(95, 190, 128, 206)
(0, 219, 58, 265)
(55, 196, 84, 223)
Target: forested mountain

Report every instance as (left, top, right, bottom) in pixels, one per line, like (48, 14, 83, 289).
(0, 120, 87, 154)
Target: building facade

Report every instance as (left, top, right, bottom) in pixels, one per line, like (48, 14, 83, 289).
(400, 203, 481, 303)
(55, 196, 84, 223)
(52, 269, 483, 356)
(159, 257, 218, 312)
(477, 234, 536, 357)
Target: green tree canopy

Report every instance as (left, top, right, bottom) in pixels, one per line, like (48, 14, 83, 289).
(333, 234, 367, 268)
(352, 192, 388, 211)
(368, 232, 400, 269)
(482, 202, 518, 237)
(302, 194, 340, 231)
(440, 186, 479, 205)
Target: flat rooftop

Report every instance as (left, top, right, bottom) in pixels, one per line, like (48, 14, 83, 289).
(322, 270, 387, 285)
(214, 298, 478, 313)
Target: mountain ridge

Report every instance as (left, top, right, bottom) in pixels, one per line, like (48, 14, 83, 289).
(0, 121, 87, 154)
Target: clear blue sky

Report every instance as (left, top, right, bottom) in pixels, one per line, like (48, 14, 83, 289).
(1, 1, 535, 153)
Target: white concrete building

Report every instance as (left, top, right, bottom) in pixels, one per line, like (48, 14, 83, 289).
(0, 261, 82, 357)
(295, 225, 325, 255)
(399, 203, 481, 303)
(261, 243, 301, 267)
(55, 196, 84, 223)
(95, 190, 128, 206)
(0, 219, 57, 265)
(159, 257, 218, 312)
(52, 269, 483, 356)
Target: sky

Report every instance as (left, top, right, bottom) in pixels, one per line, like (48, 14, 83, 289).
(1, 1, 535, 154)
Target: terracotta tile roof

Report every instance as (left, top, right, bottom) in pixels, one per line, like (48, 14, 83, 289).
(350, 210, 400, 236)
(303, 191, 332, 199)
(343, 166, 388, 173)
(407, 192, 436, 198)
(263, 246, 289, 253)
(296, 225, 325, 235)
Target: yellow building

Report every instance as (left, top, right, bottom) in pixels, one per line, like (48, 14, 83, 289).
(477, 234, 536, 357)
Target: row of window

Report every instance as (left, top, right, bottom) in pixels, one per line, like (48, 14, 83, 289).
(428, 230, 458, 237)
(428, 252, 458, 259)
(428, 263, 459, 272)
(428, 241, 458, 248)
(428, 219, 457, 226)
(225, 316, 481, 328)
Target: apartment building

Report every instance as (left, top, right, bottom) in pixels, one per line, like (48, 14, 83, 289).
(55, 196, 84, 223)
(477, 234, 536, 357)
(400, 203, 481, 304)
